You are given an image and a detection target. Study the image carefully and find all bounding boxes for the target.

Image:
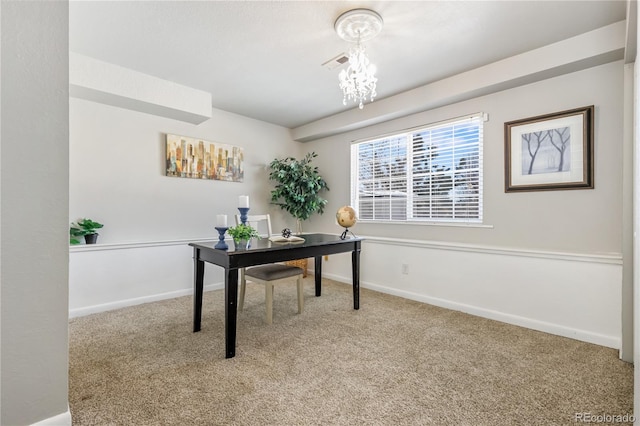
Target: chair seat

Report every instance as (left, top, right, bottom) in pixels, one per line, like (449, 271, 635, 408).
(245, 264, 303, 281)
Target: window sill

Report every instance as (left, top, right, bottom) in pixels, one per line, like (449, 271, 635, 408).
(356, 220, 493, 229)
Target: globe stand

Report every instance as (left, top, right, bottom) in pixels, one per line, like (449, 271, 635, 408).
(340, 228, 357, 240)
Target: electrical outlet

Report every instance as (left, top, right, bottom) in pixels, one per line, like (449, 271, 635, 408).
(401, 263, 409, 275)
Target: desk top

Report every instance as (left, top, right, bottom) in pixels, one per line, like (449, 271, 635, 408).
(189, 233, 362, 255)
(190, 233, 362, 269)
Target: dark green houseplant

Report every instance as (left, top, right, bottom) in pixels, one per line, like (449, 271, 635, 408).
(268, 152, 329, 233)
(70, 218, 104, 245)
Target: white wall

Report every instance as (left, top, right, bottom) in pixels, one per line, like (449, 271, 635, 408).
(306, 61, 625, 349)
(310, 61, 623, 254)
(70, 242, 222, 317)
(1, 2, 71, 425)
(70, 98, 300, 243)
(320, 238, 621, 348)
(69, 99, 302, 316)
(632, 0, 640, 416)
(622, 62, 634, 362)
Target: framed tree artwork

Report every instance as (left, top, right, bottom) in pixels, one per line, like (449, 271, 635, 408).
(504, 105, 594, 192)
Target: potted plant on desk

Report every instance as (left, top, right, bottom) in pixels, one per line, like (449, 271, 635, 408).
(70, 218, 104, 245)
(227, 223, 259, 250)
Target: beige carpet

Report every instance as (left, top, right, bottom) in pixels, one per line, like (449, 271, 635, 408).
(69, 279, 633, 425)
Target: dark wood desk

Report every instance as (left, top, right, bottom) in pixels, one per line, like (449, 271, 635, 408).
(189, 233, 363, 358)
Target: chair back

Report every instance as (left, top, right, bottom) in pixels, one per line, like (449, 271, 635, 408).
(235, 214, 273, 237)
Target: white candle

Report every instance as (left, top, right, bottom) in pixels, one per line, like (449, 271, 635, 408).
(216, 214, 227, 227)
(239, 195, 249, 208)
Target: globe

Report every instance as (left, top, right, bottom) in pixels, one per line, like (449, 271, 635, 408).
(336, 206, 357, 229)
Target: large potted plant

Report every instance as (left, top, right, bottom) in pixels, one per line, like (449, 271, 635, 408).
(268, 152, 329, 234)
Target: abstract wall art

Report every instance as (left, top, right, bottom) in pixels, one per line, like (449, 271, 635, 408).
(165, 134, 244, 182)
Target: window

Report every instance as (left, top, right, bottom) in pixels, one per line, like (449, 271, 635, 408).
(351, 114, 483, 223)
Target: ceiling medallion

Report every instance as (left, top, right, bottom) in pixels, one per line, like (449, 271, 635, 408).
(334, 9, 383, 110)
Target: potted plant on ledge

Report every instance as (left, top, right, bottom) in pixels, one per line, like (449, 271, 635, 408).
(227, 223, 260, 250)
(70, 218, 104, 245)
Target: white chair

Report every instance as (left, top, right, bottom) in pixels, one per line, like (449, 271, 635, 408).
(235, 214, 304, 324)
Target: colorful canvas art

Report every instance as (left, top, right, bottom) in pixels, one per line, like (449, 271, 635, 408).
(165, 134, 244, 182)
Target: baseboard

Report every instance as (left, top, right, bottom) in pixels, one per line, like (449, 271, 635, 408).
(31, 407, 72, 425)
(320, 271, 620, 349)
(69, 282, 223, 318)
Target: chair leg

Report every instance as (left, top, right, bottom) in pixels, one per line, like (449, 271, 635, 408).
(238, 268, 246, 311)
(296, 275, 304, 314)
(265, 282, 274, 325)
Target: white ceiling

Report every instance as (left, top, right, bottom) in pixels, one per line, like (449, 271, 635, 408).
(69, 1, 627, 129)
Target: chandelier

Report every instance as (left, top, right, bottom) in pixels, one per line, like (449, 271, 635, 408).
(334, 9, 383, 109)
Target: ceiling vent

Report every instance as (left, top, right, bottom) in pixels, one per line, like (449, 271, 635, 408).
(322, 53, 349, 70)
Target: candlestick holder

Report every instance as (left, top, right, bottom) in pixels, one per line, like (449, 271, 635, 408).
(238, 207, 250, 225)
(214, 226, 229, 250)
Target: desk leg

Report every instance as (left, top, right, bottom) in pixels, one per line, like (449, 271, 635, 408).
(193, 249, 204, 332)
(352, 245, 360, 310)
(314, 256, 322, 296)
(225, 268, 239, 358)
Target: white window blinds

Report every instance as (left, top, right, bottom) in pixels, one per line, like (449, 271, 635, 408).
(351, 114, 484, 223)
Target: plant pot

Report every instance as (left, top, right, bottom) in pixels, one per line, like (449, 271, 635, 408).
(84, 233, 98, 244)
(233, 239, 250, 250)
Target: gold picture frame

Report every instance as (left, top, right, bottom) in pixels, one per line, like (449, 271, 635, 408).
(165, 134, 244, 182)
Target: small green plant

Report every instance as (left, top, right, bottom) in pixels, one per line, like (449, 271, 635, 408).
(70, 218, 104, 245)
(226, 224, 260, 241)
